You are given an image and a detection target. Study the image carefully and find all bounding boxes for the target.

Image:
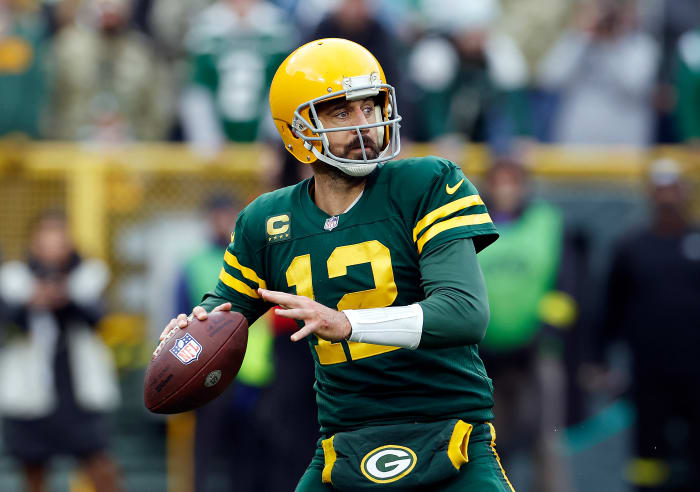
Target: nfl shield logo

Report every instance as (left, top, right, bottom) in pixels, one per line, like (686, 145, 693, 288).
(169, 333, 202, 365)
(324, 216, 339, 231)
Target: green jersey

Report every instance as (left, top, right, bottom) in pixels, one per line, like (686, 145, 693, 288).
(206, 156, 498, 434)
(0, 13, 47, 138)
(185, 1, 292, 141)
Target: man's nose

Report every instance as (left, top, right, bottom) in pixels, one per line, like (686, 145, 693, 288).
(350, 106, 370, 127)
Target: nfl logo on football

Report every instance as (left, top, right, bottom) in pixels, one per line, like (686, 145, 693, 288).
(170, 333, 203, 365)
(324, 215, 339, 232)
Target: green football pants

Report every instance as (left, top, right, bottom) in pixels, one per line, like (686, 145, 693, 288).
(295, 423, 515, 492)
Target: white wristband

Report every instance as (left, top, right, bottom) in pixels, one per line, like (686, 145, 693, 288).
(343, 304, 423, 350)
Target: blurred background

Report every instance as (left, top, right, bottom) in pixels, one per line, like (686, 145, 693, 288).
(0, 0, 698, 491)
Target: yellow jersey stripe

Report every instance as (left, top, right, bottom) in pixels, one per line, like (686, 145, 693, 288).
(413, 195, 484, 242)
(416, 213, 492, 254)
(224, 251, 267, 289)
(488, 423, 516, 492)
(321, 435, 336, 484)
(218, 268, 260, 299)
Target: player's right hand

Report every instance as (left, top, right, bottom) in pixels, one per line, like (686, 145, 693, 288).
(158, 302, 232, 341)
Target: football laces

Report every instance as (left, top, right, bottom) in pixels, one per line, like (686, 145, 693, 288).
(153, 325, 181, 358)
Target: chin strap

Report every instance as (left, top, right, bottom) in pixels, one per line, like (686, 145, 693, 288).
(310, 146, 379, 177)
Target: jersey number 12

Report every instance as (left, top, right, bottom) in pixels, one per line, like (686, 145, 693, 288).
(286, 240, 401, 365)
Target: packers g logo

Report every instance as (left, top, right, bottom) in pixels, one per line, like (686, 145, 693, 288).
(360, 445, 417, 484)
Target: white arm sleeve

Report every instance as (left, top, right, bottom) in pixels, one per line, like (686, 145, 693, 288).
(343, 304, 423, 350)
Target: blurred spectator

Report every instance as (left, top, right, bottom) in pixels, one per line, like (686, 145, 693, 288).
(597, 159, 700, 491)
(497, 0, 572, 141)
(174, 196, 275, 491)
(145, 0, 213, 60)
(310, 0, 399, 89)
(0, 210, 121, 492)
(641, 0, 699, 79)
(138, 0, 213, 140)
(280, 0, 336, 32)
(0, 0, 49, 139)
(46, 0, 172, 142)
(640, 0, 699, 143)
(406, 0, 529, 152)
(180, 0, 293, 156)
(0, 246, 5, 340)
(478, 159, 578, 492)
(673, 28, 700, 144)
(497, 0, 571, 72)
(538, 0, 660, 146)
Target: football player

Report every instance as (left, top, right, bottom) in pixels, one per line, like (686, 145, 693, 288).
(161, 38, 514, 491)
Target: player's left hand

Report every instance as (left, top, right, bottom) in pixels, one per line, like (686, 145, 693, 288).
(258, 288, 351, 343)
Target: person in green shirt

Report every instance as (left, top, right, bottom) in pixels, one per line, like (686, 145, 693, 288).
(674, 28, 700, 144)
(159, 38, 514, 491)
(0, 0, 48, 138)
(180, 0, 293, 152)
(175, 196, 274, 491)
(478, 159, 572, 492)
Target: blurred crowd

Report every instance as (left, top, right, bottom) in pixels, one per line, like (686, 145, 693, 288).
(0, 0, 698, 159)
(0, 0, 699, 491)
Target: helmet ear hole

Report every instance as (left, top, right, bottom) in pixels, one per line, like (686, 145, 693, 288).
(287, 123, 300, 139)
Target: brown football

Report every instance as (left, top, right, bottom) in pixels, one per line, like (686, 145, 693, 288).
(144, 311, 248, 414)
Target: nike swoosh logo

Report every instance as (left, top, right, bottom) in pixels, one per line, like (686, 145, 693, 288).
(445, 179, 464, 195)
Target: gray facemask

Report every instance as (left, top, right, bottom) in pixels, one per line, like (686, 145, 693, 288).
(291, 73, 402, 177)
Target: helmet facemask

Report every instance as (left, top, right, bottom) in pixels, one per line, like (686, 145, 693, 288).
(291, 73, 402, 177)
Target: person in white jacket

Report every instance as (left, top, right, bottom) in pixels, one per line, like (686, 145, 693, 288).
(0, 210, 121, 492)
(538, 0, 660, 147)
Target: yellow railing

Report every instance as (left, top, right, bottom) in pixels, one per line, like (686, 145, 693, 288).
(1, 141, 698, 262)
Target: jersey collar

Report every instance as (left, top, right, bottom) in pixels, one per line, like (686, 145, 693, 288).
(297, 167, 380, 230)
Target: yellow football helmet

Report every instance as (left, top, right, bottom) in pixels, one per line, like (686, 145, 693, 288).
(269, 38, 401, 176)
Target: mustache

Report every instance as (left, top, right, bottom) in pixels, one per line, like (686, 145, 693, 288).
(343, 134, 379, 158)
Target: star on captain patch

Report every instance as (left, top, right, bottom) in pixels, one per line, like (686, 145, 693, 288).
(324, 215, 339, 232)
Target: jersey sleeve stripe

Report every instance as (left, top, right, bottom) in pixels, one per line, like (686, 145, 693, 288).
(224, 251, 267, 289)
(416, 213, 493, 254)
(218, 268, 261, 298)
(413, 195, 485, 242)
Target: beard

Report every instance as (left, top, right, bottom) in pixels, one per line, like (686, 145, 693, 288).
(311, 135, 379, 187)
(340, 133, 380, 161)
(310, 133, 380, 185)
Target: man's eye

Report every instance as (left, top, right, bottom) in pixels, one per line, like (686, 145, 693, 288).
(336, 111, 348, 118)
(363, 106, 373, 115)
